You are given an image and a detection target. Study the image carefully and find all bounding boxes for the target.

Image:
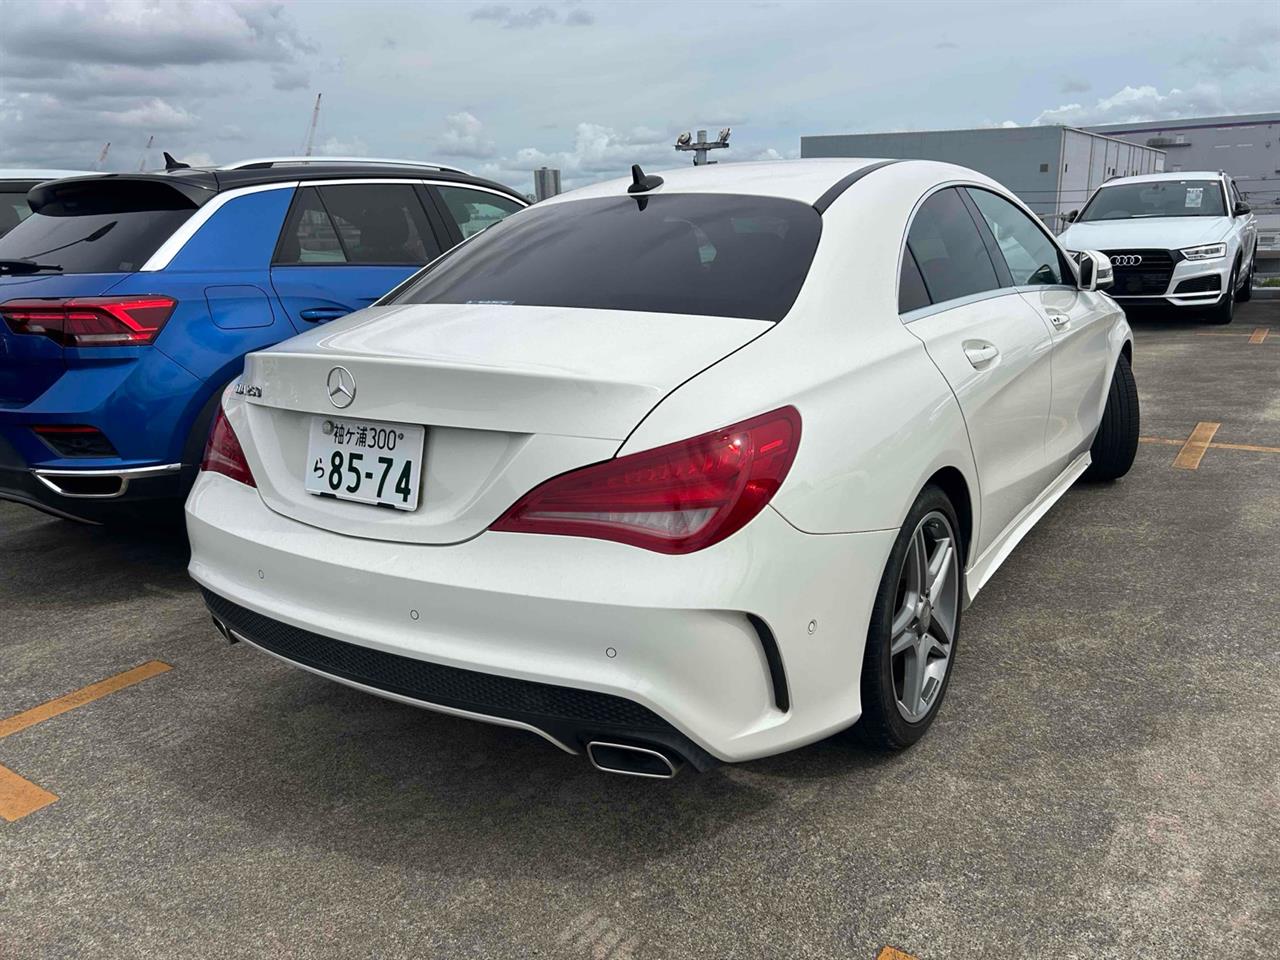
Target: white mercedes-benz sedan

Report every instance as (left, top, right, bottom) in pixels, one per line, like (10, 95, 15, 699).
(187, 159, 1138, 778)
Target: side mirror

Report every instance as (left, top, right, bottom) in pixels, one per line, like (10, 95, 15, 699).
(1077, 250, 1113, 292)
(1065, 209, 1079, 224)
(1233, 200, 1251, 217)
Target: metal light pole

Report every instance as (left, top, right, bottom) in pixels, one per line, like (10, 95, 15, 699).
(675, 128, 730, 166)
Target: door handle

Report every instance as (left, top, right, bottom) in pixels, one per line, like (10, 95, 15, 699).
(299, 307, 348, 322)
(963, 341, 999, 368)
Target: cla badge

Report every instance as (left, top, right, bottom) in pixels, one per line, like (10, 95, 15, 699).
(1109, 254, 1142, 267)
(326, 366, 356, 409)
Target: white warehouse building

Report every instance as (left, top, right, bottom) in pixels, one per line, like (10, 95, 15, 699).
(801, 124, 1165, 232)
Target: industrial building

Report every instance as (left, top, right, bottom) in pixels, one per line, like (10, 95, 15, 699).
(801, 125, 1164, 231)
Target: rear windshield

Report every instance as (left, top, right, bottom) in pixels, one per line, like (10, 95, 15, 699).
(0, 181, 195, 273)
(1079, 180, 1227, 221)
(389, 194, 822, 321)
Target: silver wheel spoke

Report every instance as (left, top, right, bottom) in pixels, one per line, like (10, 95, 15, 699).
(890, 509, 961, 725)
(926, 539, 953, 605)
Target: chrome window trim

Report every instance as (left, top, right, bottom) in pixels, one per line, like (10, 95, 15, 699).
(899, 287, 1027, 324)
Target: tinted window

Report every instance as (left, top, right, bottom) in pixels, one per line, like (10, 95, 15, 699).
(967, 188, 1066, 286)
(1079, 180, 1226, 220)
(0, 189, 192, 273)
(0, 186, 32, 238)
(274, 184, 440, 265)
(435, 186, 524, 239)
(898, 246, 931, 312)
(391, 194, 822, 322)
(906, 189, 999, 304)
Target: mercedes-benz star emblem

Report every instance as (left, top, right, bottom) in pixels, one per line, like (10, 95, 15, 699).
(1109, 254, 1143, 267)
(326, 366, 356, 409)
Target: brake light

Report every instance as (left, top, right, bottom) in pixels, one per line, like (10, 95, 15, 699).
(491, 406, 801, 554)
(1, 296, 176, 347)
(201, 406, 256, 487)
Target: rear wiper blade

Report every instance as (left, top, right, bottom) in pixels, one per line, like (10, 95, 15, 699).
(0, 259, 64, 276)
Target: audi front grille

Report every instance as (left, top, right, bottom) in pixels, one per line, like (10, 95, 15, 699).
(1101, 249, 1179, 296)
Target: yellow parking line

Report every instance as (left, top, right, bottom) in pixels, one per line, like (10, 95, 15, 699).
(877, 948, 920, 960)
(0, 764, 58, 822)
(0, 661, 171, 823)
(1210, 440, 1280, 454)
(1249, 328, 1269, 344)
(1173, 421, 1220, 470)
(0, 660, 171, 740)
(1139, 436, 1184, 446)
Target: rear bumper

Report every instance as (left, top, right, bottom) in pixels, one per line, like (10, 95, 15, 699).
(186, 472, 895, 763)
(0, 434, 190, 522)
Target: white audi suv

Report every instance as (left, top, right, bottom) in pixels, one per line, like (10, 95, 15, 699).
(1059, 170, 1258, 324)
(187, 159, 1137, 777)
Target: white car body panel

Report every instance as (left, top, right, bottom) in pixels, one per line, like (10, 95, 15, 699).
(187, 158, 1133, 765)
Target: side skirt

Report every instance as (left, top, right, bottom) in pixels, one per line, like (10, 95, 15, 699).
(963, 450, 1092, 607)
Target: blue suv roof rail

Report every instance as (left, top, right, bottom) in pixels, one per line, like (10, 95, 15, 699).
(221, 157, 471, 176)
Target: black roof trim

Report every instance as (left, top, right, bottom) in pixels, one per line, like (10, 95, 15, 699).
(26, 163, 526, 209)
(812, 159, 901, 215)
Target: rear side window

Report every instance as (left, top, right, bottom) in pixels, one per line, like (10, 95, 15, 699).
(0, 180, 194, 273)
(436, 186, 525, 239)
(966, 188, 1067, 286)
(274, 184, 441, 266)
(898, 246, 931, 312)
(906, 189, 999, 305)
(391, 194, 822, 322)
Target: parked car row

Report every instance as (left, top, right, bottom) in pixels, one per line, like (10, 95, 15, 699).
(3, 157, 1139, 778)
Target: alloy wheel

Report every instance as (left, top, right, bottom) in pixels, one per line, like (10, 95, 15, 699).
(890, 510, 960, 722)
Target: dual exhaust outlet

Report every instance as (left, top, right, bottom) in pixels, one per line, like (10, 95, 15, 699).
(211, 615, 684, 778)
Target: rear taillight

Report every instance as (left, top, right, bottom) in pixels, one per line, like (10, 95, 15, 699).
(1, 296, 176, 347)
(201, 406, 256, 487)
(491, 406, 801, 554)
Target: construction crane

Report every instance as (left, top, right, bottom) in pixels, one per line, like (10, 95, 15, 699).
(138, 135, 154, 171)
(302, 93, 322, 157)
(94, 141, 111, 171)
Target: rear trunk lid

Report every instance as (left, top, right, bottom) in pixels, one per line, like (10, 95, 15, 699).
(238, 302, 770, 543)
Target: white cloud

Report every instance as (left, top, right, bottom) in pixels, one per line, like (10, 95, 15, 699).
(437, 112, 497, 159)
(318, 135, 369, 157)
(1033, 83, 1272, 126)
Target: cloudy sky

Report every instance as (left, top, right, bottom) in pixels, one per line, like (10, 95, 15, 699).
(1, 0, 1276, 193)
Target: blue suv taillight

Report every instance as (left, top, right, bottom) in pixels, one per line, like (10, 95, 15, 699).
(1, 296, 176, 347)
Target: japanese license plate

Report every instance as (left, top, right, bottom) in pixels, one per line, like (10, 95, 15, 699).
(304, 416, 425, 510)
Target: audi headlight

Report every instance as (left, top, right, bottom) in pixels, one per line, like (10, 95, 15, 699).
(1180, 243, 1227, 261)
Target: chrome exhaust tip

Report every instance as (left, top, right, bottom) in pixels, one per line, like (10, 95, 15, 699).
(586, 741, 683, 779)
(211, 616, 237, 644)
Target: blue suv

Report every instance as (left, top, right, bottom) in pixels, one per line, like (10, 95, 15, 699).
(0, 158, 526, 523)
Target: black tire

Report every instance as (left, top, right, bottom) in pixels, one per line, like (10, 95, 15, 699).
(854, 485, 963, 751)
(1083, 353, 1139, 482)
(1206, 263, 1237, 324)
(1237, 256, 1253, 303)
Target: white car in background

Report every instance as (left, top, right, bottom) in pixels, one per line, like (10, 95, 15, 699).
(187, 159, 1137, 778)
(1059, 170, 1257, 324)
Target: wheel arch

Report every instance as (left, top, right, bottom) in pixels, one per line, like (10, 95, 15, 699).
(923, 466, 974, 567)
